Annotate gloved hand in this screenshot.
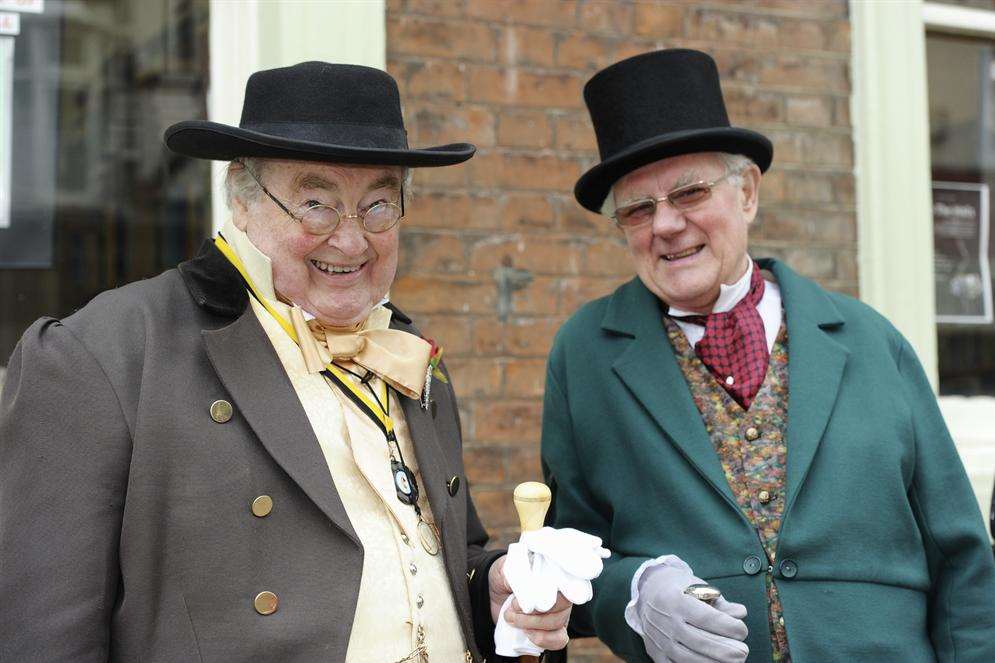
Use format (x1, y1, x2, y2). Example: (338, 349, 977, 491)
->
(634, 556, 749, 663)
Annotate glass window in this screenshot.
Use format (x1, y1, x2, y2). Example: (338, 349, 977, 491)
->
(927, 33, 995, 395)
(0, 0, 210, 367)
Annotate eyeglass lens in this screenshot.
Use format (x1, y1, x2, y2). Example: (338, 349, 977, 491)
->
(299, 202, 403, 234)
(614, 182, 714, 227)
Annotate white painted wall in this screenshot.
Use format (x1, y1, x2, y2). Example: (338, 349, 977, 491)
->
(208, 0, 386, 232)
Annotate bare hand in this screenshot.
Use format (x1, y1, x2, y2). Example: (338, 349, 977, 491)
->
(488, 554, 573, 651)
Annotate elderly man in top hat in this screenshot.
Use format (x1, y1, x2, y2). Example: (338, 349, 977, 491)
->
(0, 61, 573, 662)
(540, 49, 995, 662)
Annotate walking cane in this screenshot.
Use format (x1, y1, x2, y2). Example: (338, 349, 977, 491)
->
(513, 481, 552, 663)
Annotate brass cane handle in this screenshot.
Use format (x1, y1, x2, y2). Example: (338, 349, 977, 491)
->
(513, 482, 552, 663)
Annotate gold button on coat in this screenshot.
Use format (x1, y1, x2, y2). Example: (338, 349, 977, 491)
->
(210, 399, 233, 423)
(254, 591, 278, 615)
(758, 490, 771, 504)
(745, 426, 760, 441)
(252, 495, 273, 517)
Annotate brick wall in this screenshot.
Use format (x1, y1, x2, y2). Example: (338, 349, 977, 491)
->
(387, 1, 853, 659)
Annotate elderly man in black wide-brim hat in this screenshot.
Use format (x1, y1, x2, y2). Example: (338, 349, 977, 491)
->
(540, 49, 995, 662)
(0, 61, 572, 662)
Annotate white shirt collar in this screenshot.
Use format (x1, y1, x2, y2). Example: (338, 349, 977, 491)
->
(668, 259, 754, 317)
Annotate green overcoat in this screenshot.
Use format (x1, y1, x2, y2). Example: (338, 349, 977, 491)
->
(541, 258, 995, 662)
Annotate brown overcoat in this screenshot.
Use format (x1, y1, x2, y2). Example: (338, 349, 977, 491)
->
(0, 241, 502, 662)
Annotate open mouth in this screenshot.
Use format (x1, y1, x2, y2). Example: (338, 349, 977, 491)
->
(310, 259, 366, 275)
(663, 245, 704, 261)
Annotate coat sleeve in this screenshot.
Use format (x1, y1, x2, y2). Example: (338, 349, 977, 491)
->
(896, 336, 995, 662)
(540, 350, 652, 662)
(0, 318, 132, 662)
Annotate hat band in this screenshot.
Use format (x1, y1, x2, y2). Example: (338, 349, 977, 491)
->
(241, 121, 408, 150)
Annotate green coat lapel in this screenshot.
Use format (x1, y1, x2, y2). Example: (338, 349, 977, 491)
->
(761, 259, 850, 515)
(602, 278, 741, 511)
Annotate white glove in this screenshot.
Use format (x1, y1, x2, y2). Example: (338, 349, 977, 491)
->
(494, 527, 610, 657)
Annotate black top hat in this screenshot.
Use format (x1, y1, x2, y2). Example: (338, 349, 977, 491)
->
(164, 61, 474, 167)
(574, 49, 773, 213)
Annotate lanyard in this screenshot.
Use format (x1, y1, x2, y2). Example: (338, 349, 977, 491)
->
(214, 235, 441, 554)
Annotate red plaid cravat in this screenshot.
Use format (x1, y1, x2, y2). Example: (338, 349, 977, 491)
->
(676, 263, 768, 409)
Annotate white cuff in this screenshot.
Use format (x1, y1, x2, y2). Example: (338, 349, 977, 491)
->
(623, 554, 691, 637)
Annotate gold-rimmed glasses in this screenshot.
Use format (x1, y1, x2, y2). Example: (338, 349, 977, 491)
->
(611, 170, 741, 229)
(240, 161, 405, 234)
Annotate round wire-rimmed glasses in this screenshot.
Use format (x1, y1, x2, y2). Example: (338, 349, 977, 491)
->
(239, 160, 405, 234)
(611, 169, 741, 229)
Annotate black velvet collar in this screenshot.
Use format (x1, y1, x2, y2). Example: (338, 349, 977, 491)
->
(177, 239, 412, 325)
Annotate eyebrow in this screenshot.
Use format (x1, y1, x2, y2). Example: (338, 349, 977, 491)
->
(617, 169, 704, 207)
(290, 171, 402, 195)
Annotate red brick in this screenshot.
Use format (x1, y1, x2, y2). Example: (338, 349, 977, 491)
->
(559, 275, 628, 314)
(633, 2, 684, 38)
(497, 110, 552, 147)
(578, 0, 633, 34)
(469, 235, 582, 274)
(389, 16, 496, 61)
(462, 446, 507, 486)
(556, 32, 617, 71)
(447, 357, 504, 397)
(474, 399, 543, 443)
(473, 316, 564, 356)
(504, 445, 544, 485)
(390, 274, 495, 314)
(783, 247, 835, 280)
(405, 59, 467, 101)
(468, 66, 587, 108)
(752, 0, 847, 18)
(404, 191, 502, 230)
(410, 160, 468, 188)
(500, 192, 556, 231)
(510, 276, 561, 315)
(833, 96, 850, 127)
(770, 130, 852, 167)
(504, 358, 547, 397)
(465, 0, 578, 26)
(785, 94, 833, 126)
(412, 315, 473, 356)
(498, 25, 556, 67)
(557, 195, 616, 236)
(409, 102, 495, 147)
(554, 113, 597, 152)
(688, 8, 779, 47)
(775, 17, 827, 51)
(398, 231, 466, 275)
(469, 487, 520, 527)
(407, 0, 464, 17)
(759, 54, 849, 93)
(467, 151, 584, 191)
(723, 86, 784, 125)
(584, 237, 634, 276)
(827, 19, 850, 53)
(783, 171, 834, 204)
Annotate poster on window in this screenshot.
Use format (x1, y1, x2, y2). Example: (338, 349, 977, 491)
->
(932, 182, 994, 324)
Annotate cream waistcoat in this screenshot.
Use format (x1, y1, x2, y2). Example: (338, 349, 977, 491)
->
(222, 221, 467, 661)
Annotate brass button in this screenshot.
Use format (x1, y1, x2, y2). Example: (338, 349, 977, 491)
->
(409, 562, 418, 576)
(254, 591, 278, 615)
(466, 568, 476, 583)
(416, 593, 424, 608)
(210, 399, 233, 423)
(447, 475, 461, 497)
(745, 426, 760, 441)
(758, 490, 771, 504)
(252, 495, 273, 517)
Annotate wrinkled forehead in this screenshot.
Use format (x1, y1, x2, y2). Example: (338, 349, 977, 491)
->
(614, 152, 724, 198)
(267, 159, 405, 195)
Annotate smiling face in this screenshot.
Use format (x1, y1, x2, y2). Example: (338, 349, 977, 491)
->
(611, 152, 761, 313)
(231, 159, 403, 327)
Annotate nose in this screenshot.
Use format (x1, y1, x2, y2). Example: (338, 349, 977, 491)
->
(649, 201, 687, 237)
(325, 214, 369, 256)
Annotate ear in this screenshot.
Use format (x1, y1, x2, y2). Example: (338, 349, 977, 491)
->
(740, 163, 762, 224)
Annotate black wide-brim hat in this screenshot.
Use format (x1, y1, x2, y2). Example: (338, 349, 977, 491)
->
(575, 49, 773, 213)
(164, 61, 474, 167)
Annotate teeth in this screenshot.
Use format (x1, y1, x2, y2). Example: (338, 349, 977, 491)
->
(312, 259, 361, 274)
(664, 246, 701, 261)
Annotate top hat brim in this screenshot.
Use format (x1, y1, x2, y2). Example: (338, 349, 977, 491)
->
(574, 127, 773, 213)
(164, 120, 475, 167)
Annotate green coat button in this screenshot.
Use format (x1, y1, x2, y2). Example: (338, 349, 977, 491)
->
(743, 555, 763, 575)
(779, 559, 798, 578)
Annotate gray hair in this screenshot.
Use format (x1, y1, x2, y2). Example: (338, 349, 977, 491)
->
(224, 158, 267, 210)
(600, 151, 757, 217)
(223, 158, 413, 211)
